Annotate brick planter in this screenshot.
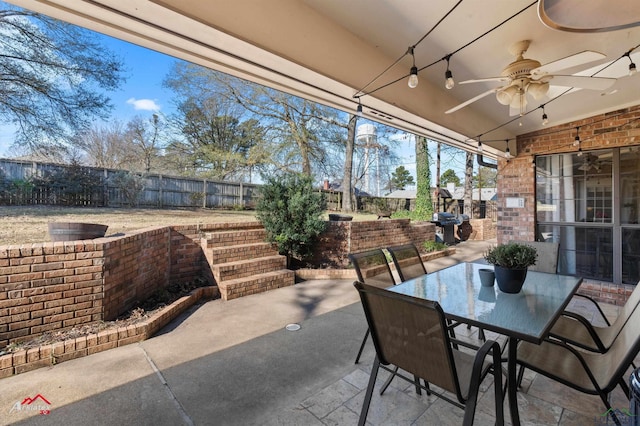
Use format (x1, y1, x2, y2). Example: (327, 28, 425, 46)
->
(0, 286, 218, 378)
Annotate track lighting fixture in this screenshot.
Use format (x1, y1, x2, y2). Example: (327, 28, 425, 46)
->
(356, 100, 363, 117)
(626, 52, 637, 76)
(408, 47, 419, 89)
(573, 127, 580, 146)
(477, 140, 483, 153)
(505, 140, 511, 160)
(541, 106, 549, 125)
(444, 55, 455, 90)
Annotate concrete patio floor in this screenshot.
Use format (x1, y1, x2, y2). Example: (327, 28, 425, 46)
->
(0, 239, 634, 425)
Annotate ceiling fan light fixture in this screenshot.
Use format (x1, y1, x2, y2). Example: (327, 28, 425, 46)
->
(509, 90, 527, 109)
(496, 85, 517, 105)
(528, 82, 549, 100)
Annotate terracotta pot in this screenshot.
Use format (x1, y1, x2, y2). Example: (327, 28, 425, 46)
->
(48, 222, 108, 242)
(494, 265, 528, 293)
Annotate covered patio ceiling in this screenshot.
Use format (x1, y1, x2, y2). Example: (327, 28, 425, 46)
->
(7, 0, 640, 159)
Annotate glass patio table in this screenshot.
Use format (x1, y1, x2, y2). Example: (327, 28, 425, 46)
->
(388, 262, 583, 426)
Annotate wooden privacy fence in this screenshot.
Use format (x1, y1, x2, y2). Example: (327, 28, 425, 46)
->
(0, 158, 258, 209)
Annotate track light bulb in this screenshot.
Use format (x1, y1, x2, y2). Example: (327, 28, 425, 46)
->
(356, 103, 363, 117)
(630, 62, 637, 76)
(505, 147, 511, 159)
(478, 142, 483, 153)
(408, 66, 419, 88)
(445, 70, 454, 90)
(542, 112, 548, 125)
(574, 135, 580, 146)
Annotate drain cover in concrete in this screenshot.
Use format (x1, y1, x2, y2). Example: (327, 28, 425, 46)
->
(285, 323, 301, 331)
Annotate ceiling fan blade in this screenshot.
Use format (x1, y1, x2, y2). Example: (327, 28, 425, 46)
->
(531, 50, 606, 76)
(548, 74, 616, 90)
(459, 77, 509, 84)
(445, 88, 500, 114)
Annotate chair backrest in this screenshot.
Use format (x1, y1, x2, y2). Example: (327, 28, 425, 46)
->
(602, 282, 640, 343)
(387, 244, 427, 282)
(513, 240, 559, 274)
(348, 249, 396, 287)
(353, 280, 463, 400)
(596, 302, 640, 392)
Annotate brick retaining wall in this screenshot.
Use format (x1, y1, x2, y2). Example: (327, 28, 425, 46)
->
(0, 225, 211, 349)
(308, 219, 436, 268)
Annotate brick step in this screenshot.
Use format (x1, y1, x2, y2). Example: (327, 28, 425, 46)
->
(202, 228, 267, 248)
(218, 269, 295, 301)
(212, 255, 286, 283)
(206, 242, 278, 264)
(199, 221, 263, 233)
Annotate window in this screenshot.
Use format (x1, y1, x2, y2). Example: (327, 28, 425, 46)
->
(536, 148, 640, 284)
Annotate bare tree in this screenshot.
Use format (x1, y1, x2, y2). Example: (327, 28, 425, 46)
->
(0, 5, 125, 151)
(163, 63, 266, 180)
(75, 121, 133, 169)
(464, 151, 474, 216)
(341, 114, 357, 212)
(126, 114, 166, 173)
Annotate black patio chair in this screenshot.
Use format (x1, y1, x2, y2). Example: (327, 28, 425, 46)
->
(386, 243, 427, 282)
(354, 280, 504, 426)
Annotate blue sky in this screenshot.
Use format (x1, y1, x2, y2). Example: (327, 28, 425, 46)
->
(99, 36, 178, 122)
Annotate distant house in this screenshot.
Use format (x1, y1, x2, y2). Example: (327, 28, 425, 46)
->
(386, 185, 497, 201)
(322, 180, 371, 197)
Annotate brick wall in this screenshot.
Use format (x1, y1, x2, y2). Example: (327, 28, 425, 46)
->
(466, 219, 496, 241)
(308, 219, 436, 268)
(0, 225, 208, 349)
(498, 104, 640, 244)
(102, 227, 172, 321)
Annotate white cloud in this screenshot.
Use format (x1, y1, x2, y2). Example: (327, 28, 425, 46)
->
(126, 98, 161, 111)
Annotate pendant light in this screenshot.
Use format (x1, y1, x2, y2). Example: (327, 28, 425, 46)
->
(444, 55, 455, 90)
(408, 47, 419, 88)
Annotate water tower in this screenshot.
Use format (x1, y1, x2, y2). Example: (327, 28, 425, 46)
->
(356, 124, 381, 196)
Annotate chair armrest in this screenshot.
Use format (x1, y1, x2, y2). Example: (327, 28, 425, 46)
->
(549, 311, 607, 352)
(571, 294, 611, 326)
(464, 339, 504, 425)
(518, 338, 599, 388)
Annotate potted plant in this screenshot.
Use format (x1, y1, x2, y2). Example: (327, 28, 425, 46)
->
(483, 242, 538, 293)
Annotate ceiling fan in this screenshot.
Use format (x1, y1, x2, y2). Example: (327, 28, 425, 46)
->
(578, 154, 602, 171)
(445, 40, 617, 116)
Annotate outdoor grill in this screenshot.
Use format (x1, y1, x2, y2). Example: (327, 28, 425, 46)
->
(431, 212, 458, 245)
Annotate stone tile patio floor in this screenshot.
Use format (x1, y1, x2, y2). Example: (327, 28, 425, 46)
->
(297, 292, 635, 426)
